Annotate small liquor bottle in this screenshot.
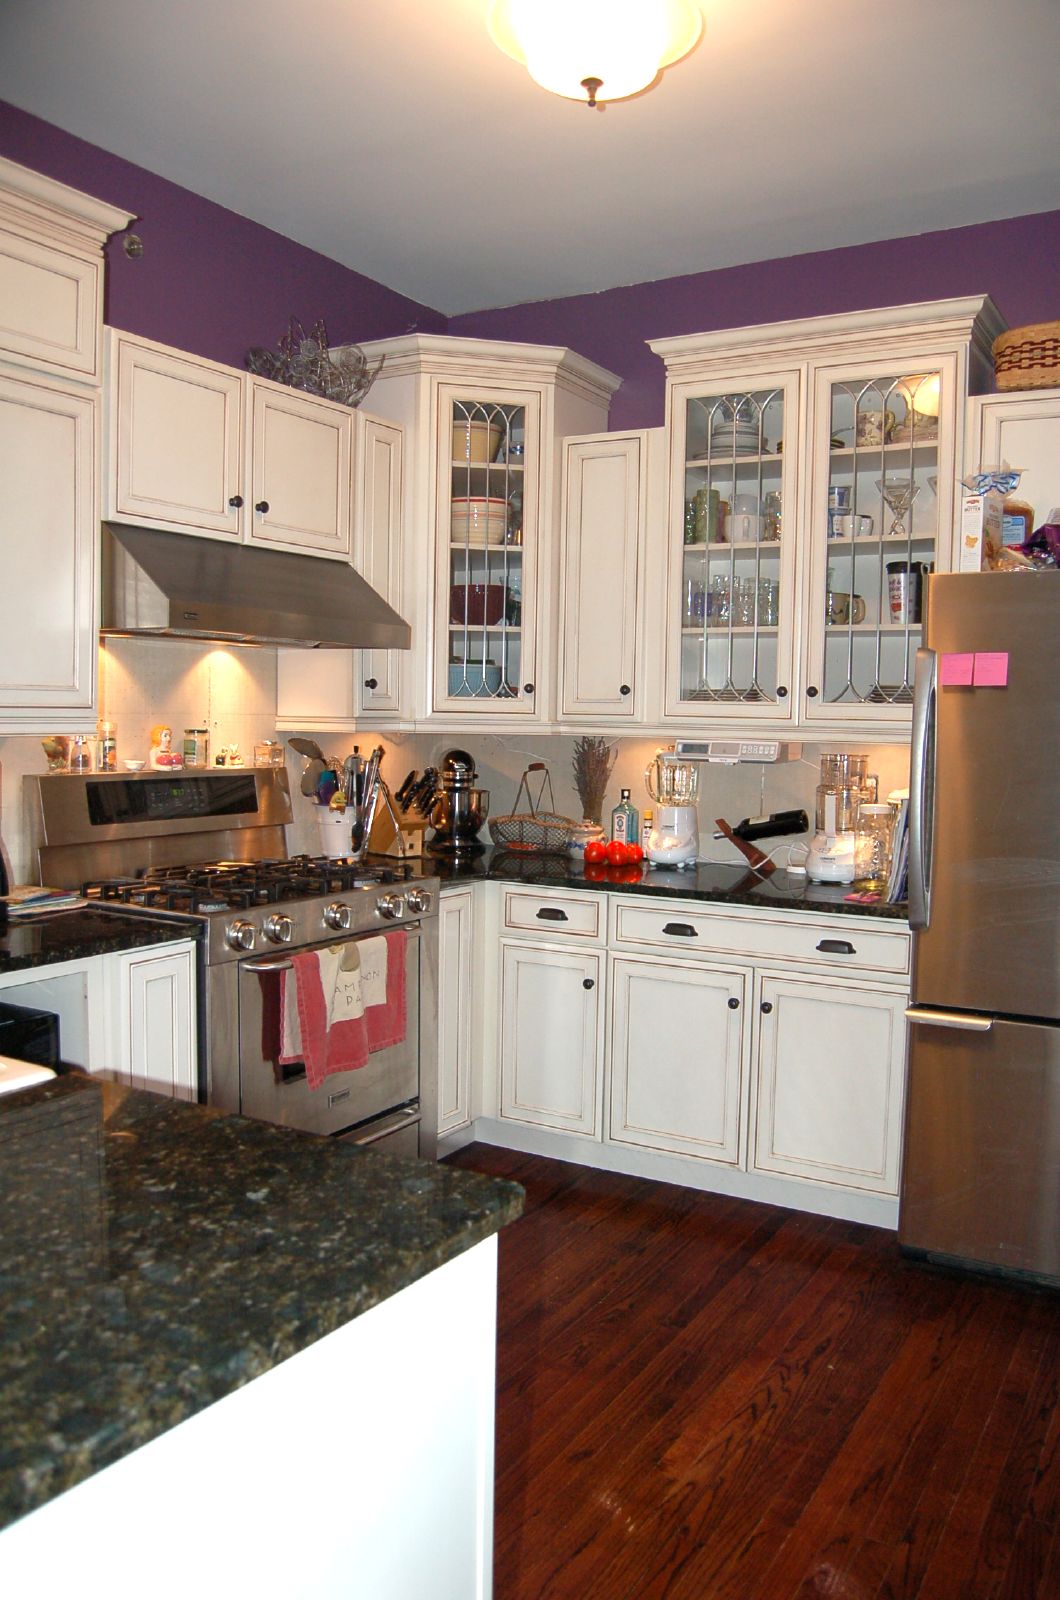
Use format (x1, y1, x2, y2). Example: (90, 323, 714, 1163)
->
(611, 788, 639, 844)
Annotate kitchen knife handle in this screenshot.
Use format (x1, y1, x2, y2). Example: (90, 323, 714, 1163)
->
(908, 646, 937, 931)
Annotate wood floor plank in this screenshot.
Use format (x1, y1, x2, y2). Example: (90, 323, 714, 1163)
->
(444, 1144, 1060, 1600)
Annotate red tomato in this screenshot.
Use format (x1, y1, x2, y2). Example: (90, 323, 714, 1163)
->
(583, 839, 608, 864)
(625, 842, 645, 863)
(605, 839, 631, 865)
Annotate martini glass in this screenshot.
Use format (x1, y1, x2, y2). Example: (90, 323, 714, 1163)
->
(876, 476, 920, 539)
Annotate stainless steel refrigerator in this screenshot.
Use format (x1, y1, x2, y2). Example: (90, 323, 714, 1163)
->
(901, 569, 1060, 1284)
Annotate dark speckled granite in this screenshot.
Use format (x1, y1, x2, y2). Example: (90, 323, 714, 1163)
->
(0, 906, 205, 975)
(428, 846, 908, 921)
(0, 1073, 523, 1532)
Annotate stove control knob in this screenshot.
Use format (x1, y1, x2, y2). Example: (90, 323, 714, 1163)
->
(225, 920, 257, 952)
(324, 901, 353, 932)
(263, 914, 294, 945)
(376, 892, 406, 921)
(405, 889, 433, 915)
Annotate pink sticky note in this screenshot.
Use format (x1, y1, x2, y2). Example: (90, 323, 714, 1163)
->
(973, 651, 1009, 687)
(939, 653, 974, 686)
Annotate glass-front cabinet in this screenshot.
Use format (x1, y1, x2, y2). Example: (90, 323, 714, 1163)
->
(803, 356, 957, 722)
(440, 387, 537, 712)
(664, 371, 800, 721)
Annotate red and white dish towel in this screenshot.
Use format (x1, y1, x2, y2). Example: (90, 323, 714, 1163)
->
(278, 927, 407, 1091)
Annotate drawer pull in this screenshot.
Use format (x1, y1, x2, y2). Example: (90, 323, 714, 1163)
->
(662, 922, 698, 938)
(817, 938, 856, 955)
(582, 978, 595, 990)
(536, 907, 569, 922)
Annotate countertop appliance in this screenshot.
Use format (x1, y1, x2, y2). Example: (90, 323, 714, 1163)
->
(426, 749, 489, 854)
(806, 752, 872, 884)
(26, 770, 440, 1158)
(901, 569, 1060, 1283)
(644, 752, 699, 867)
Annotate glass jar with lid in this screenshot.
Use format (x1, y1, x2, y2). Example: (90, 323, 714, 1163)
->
(855, 803, 895, 890)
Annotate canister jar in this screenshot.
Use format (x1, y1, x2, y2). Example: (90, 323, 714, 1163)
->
(183, 728, 209, 768)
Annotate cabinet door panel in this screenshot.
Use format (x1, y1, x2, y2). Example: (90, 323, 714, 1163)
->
(438, 889, 474, 1134)
(753, 973, 907, 1193)
(0, 227, 99, 379)
(111, 945, 197, 1101)
(500, 941, 601, 1134)
(560, 434, 642, 719)
(356, 414, 404, 713)
(251, 384, 351, 556)
(609, 955, 745, 1163)
(0, 372, 97, 721)
(109, 337, 243, 536)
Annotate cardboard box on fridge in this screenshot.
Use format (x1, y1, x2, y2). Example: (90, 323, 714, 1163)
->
(958, 491, 1004, 570)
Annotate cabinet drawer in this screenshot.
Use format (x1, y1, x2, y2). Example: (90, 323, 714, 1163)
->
(611, 898, 909, 976)
(502, 888, 604, 942)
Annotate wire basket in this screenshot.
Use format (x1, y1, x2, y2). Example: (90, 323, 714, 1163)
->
(488, 763, 579, 854)
(992, 322, 1060, 391)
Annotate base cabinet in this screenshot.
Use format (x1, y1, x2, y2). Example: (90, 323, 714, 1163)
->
(438, 887, 474, 1136)
(499, 938, 602, 1136)
(103, 943, 198, 1100)
(608, 953, 746, 1164)
(751, 972, 907, 1194)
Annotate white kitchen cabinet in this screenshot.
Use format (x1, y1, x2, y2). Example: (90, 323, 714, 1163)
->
(649, 295, 1003, 736)
(103, 942, 198, 1100)
(0, 369, 99, 729)
(608, 953, 746, 1164)
(558, 431, 649, 722)
(352, 334, 619, 726)
(354, 414, 405, 716)
(437, 887, 475, 1136)
(965, 386, 1060, 532)
(104, 329, 353, 558)
(499, 938, 603, 1137)
(751, 971, 908, 1195)
(0, 155, 132, 384)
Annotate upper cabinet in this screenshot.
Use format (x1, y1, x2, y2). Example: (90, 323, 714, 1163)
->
(965, 385, 1060, 534)
(351, 334, 619, 727)
(649, 295, 1004, 735)
(0, 158, 133, 734)
(103, 330, 353, 558)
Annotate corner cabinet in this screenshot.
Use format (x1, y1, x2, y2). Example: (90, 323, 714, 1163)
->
(351, 334, 619, 727)
(649, 295, 1004, 736)
(0, 157, 133, 734)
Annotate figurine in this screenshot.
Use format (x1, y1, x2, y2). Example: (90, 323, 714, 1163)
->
(149, 724, 183, 770)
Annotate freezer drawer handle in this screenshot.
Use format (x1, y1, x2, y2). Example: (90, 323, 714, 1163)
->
(905, 1006, 994, 1033)
(816, 938, 855, 955)
(536, 907, 569, 922)
(663, 922, 698, 938)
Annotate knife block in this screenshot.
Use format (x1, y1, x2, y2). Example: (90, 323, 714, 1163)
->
(368, 808, 428, 858)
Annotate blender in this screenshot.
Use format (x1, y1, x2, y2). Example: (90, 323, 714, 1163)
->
(806, 752, 875, 883)
(644, 751, 699, 867)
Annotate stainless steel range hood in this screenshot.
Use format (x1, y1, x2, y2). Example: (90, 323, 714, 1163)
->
(100, 524, 411, 649)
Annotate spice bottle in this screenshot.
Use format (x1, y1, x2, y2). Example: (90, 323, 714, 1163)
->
(96, 720, 117, 772)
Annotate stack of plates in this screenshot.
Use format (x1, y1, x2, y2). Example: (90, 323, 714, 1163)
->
(709, 421, 761, 455)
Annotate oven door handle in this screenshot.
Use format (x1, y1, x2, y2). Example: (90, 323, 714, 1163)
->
(243, 955, 295, 973)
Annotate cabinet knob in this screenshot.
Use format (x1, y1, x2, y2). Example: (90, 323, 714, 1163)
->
(777, 685, 788, 698)
(760, 1000, 773, 1014)
(619, 684, 631, 696)
(582, 978, 595, 990)
(364, 677, 378, 690)
(806, 686, 819, 699)
(727, 996, 740, 1010)
(523, 683, 535, 695)
(228, 494, 244, 509)
(255, 500, 270, 514)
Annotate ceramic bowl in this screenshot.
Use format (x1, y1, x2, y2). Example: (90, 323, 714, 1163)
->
(123, 759, 146, 772)
(450, 583, 506, 626)
(450, 496, 507, 546)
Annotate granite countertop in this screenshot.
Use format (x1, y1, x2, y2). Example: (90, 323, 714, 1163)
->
(427, 847, 908, 921)
(0, 1073, 523, 1533)
(0, 907, 205, 977)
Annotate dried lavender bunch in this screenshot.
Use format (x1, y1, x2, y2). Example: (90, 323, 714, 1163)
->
(572, 736, 616, 825)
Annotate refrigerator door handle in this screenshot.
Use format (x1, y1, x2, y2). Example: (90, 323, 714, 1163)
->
(908, 646, 938, 930)
(905, 1006, 994, 1033)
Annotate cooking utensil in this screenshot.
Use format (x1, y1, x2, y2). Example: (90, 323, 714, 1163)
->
(299, 757, 325, 796)
(287, 737, 325, 761)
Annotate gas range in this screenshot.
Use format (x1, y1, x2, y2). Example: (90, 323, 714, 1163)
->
(81, 855, 438, 965)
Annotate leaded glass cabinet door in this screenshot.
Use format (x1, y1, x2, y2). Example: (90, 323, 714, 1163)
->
(664, 371, 800, 721)
(804, 353, 958, 726)
(435, 385, 539, 716)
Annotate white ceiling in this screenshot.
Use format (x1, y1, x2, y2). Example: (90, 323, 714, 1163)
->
(1, 0, 1058, 316)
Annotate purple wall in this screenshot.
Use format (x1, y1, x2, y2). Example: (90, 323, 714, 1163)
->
(0, 101, 446, 366)
(451, 213, 1060, 430)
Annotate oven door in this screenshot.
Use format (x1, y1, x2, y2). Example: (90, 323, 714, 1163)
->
(238, 925, 421, 1143)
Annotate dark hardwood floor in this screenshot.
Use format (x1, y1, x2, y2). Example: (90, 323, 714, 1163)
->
(445, 1144, 1060, 1600)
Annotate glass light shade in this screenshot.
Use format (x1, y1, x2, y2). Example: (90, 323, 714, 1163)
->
(488, 0, 702, 104)
(898, 373, 941, 417)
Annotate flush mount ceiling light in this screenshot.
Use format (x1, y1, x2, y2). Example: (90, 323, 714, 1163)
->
(487, 0, 703, 109)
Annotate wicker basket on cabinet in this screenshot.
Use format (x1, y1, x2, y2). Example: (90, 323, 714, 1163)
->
(992, 322, 1060, 391)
